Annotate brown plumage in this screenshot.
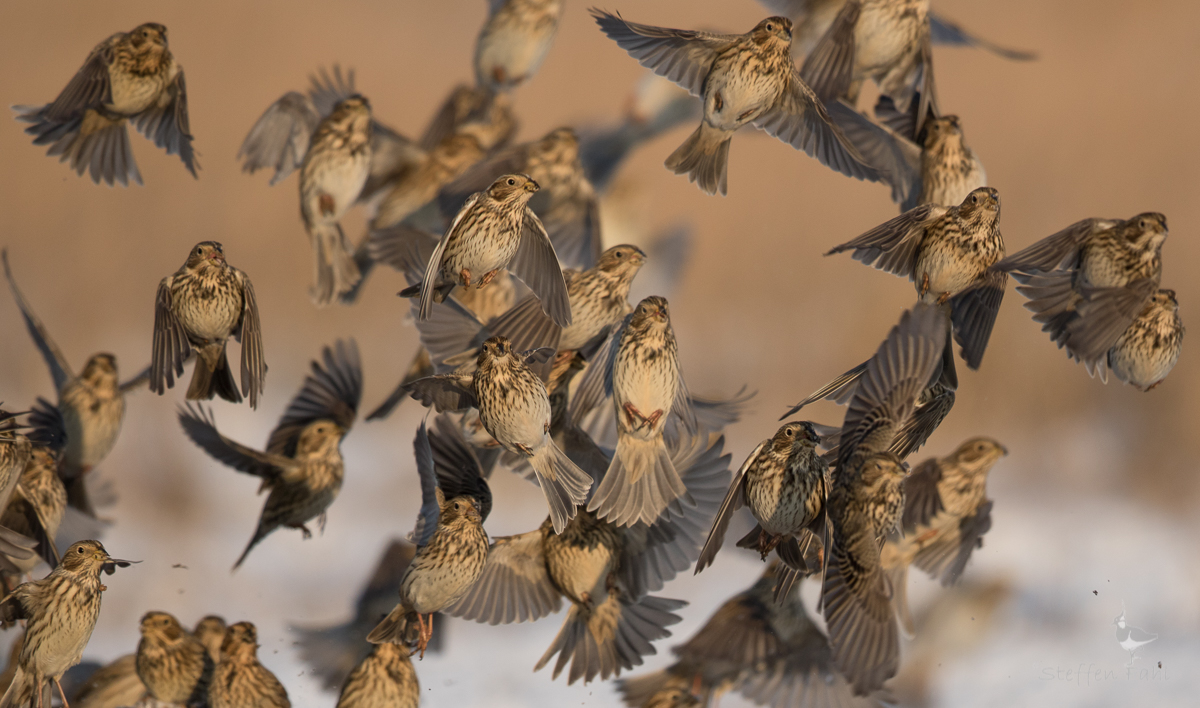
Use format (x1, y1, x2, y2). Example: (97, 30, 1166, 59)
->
(15, 23, 196, 185)
(70, 653, 145, 708)
(1104, 288, 1184, 391)
(208, 622, 289, 708)
(193, 616, 228, 665)
(0, 438, 68, 586)
(475, 0, 563, 92)
(334, 642, 418, 708)
(151, 241, 266, 408)
(135, 611, 212, 706)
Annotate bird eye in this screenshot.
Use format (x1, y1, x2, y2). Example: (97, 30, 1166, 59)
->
(77, 547, 85, 554)
(766, 22, 774, 31)
(614, 250, 623, 257)
(453, 502, 461, 510)
(784, 428, 793, 437)
(507, 178, 516, 186)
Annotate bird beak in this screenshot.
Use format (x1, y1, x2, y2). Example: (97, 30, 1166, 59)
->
(524, 179, 540, 193)
(102, 557, 141, 575)
(1000, 444, 1009, 456)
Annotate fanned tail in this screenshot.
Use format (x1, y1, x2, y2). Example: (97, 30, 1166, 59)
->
(664, 123, 732, 196)
(366, 604, 418, 646)
(187, 344, 241, 404)
(310, 222, 362, 306)
(587, 435, 693, 528)
(528, 442, 592, 534)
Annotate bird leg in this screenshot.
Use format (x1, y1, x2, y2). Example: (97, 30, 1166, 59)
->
(756, 530, 782, 559)
(690, 672, 704, 698)
(515, 442, 535, 458)
(622, 403, 663, 430)
(478, 269, 501, 288)
(920, 273, 930, 298)
(55, 678, 71, 708)
(298, 524, 313, 540)
(459, 268, 472, 288)
(318, 513, 328, 534)
(936, 291, 951, 305)
(417, 613, 433, 660)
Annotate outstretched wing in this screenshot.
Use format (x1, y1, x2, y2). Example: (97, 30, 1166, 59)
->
(150, 278, 191, 396)
(237, 91, 321, 185)
(2, 250, 74, 391)
(591, 10, 737, 97)
(177, 403, 289, 481)
(267, 340, 362, 456)
(508, 210, 572, 327)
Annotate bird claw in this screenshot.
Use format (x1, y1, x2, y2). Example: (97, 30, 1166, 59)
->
(318, 513, 327, 534)
(920, 273, 930, 298)
(299, 525, 313, 540)
(478, 269, 500, 288)
(515, 442, 535, 457)
(622, 403, 663, 431)
(460, 268, 472, 288)
(936, 291, 951, 305)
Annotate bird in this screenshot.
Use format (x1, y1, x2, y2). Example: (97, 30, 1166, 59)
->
(1100, 288, 1184, 391)
(991, 213, 1171, 371)
(0, 540, 135, 708)
(697, 421, 828, 600)
(0, 403, 68, 591)
(415, 83, 516, 153)
(299, 94, 373, 305)
(799, 0, 938, 140)
(208, 622, 290, 708)
(135, 611, 212, 707)
(1113, 607, 1158, 667)
(178, 340, 360, 568)
(593, 10, 879, 196)
(151, 241, 266, 408)
(400, 173, 572, 327)
(437, 126, 602, 269)
(193, 616, 228, 665)
(14, 23, 196, 186)
(367, 420, 490, 657)
(0, 416, 40, 576)
(475, 0, 564, 92)
(827, 186, 1006, 369)
(334, 642, 419, 708)
(617, 563, 886, 708)
(881, 437, 1006, 634)
(404, 336, 592, 533)
(68, 653, 145, 708)
(822, 303, 948, 695)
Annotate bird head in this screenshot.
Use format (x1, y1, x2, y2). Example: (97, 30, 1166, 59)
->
(1123, 212, 1168, 254)
(60, 540, 137, 576)
(952, 437, 1008, 470)
(329, 95, 373, 136)
(442, 494, 484, 526)
(478, 336, 514, 367)
(923, 115, 965, 149)
(139, 611, 186, 643)
(630, 295, 670, 328)
(80, 353, 120, 387)
(488, 174, 540, 203)
(185, 241, 227, 270)
(294, 419, 346, 457)
(220, 622, 260, 662)
(752, 16, 793, 47)
(535, 127, 580, 162)
(193, 616, 228, 659)
(959, 187, 1000, 221)
(128, 23, 168, 53)
(772, 420, 821, 453)
(596, 244, 647, 277)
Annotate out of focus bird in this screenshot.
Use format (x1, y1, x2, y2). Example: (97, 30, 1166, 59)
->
(828, 187, 1006, 369)
(822, 303, 947, 695)
(208, 622, 289, 708)
(697, 422, 827, 600)
(405, 336, 592, 532)
(135, 611, 212, 707)
(416, 83, 514, 153)
(178, 340, 361, 568)
(1101, 288, 1183, 391)
(367, 421, 490, 656)
(475, 0, 563, 92)
(334, 642, 419, 708)
(992, 213, 1176, 380)
(14, 23, 196, 185)
(151, 241, 266, 408)
(593, 11, 878, 196)
(0, 540, 135, 708)
(401, 173, 572, 326)
(69, 653, 144, 708)
(438, 127, 602, 269)
(0, 403, 68, 591)
(0, 416, 40, 579)
(193, 616, 227, 664)
(618, 563, 886, 708)
(881, 437, 1006, 634)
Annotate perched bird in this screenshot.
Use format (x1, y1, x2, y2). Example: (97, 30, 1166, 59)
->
(178, 340, 361, 568)
(405, 336, 592, 532)
(475, 0, 563, 92)
(334, 642, 418, 708)
(438, 127, 602, 269)
(299, 94, 373, 305)
(618, 563, 885, 708)
(572, 296, 697, 528)
(828, 187, 1006, 369)
(823, 303, 947, 695)
(881, 437, 1006, 634)
(594, 11, 877, 196)
(367, 421, 490, 656)
(151, 241, 266, 408)
(14, 23, 196, 186)
(0, 540, 135, 708)
(1101, 288, 1183, 391)
(135, 611, 212, 707)
(799, 0, 938, 140)
(992, 213, 1172, 375)
(401, 173, 572, 327)
(0, 405, 69, 588)
(193, 616, 228, 664)
(697, 422, 828, 600)
(208, 622, 290, 708)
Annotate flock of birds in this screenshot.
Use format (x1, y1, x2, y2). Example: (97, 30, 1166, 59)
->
(0, 1, 1186, 707)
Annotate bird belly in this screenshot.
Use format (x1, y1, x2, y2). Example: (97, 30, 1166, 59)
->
(545, 542, 612, 605)
(441, 232, 520, 287)
(107, 69, 166, 115)
(854, 4, 924, 80)
(302, 151, 370, 224)
(176, 299, 240, 341)
(478, 381, 551, 451)
(34, 612, 97, 678)
(477, 16, 557, 85)
(612, 360, 676, 440)
(915, 243, 980, 298)
(704, 69, 775, 131)
(746, 477, 813, 536)
(60, 387, 125, 470)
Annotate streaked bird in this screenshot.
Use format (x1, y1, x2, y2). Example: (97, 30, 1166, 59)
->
(208, 622, 290, 708)
(135, 611, 212, 707)
(475, 0, 563, 92)
(334, 642, 418, 708)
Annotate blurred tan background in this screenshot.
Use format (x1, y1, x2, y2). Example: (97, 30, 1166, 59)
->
(0, 1, 1198, 706)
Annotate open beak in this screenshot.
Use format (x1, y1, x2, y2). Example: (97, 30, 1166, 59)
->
(524, 179, 540, 193)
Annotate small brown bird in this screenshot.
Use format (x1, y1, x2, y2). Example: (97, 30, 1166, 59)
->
(0, 411, 69, 588)
(475, 0, 564, 92)
(0, 416, 39, 581)
(193, 616, 228, 664)
(417, 83, 511, 152)
(438, 127, 602, 269)
(401, 173, 572, 327)
(594, 11, 877, 195)
(208, 622, 290, 708)
(1099, 288, 1184, 391)
(0, 540, 135, 708)
(882, 437, 1006, 634)
(697, 422, 828, 598)
(334, 642, 419, 708)
(300, 94, 373, 305)
(15, 23, 195, 185)
(69, 653, 144, 708)
(135, 611, 213, 707)
(823, 303, 947, 695)
(151, 241, 266, 408)
(178, 340, 360, 569)
(367, 421, 490, 656)
(405, 336, 592, 533)
(828, 187, 1006, 369)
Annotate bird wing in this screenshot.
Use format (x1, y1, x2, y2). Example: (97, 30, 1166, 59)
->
(798, 0, 861, 101)
(370, 224, 440, 286)
(429, 414, 492, 523)
(267, 340, 362, 456)
(1065, 278, 1159, 364)
(824, 100, 921, 208)
(405, 372, 478, 413)
(542, 185, 603, 271)
(509, 210, 572, 328)
(237, 91, 321, 185)
(27, 398, 67, 454)
(754, 67, 880, 183)
(445, 529, 563, 624)
(568, 316, 627, 424)
(177, 404, 291, 482)
(150, 277, 191, 396)
(889, 382, 954, 460)
(480, 295, 563, 374)
(694, 440, 760, 573)
(826, 204, 940, 280)
(912, 499, 993, 586)
(44, 37, 116, 121)
(436, 144, 530, 219)
(950, 269, 1007, 370)
(590, 10, 738, 98)
(361, 119, 424, 202)
(2, 250, 74, 391)
(236, 273, 267, 410)
(928, 12, 1037, 61)
(676, 581, 787, 669)
(409, 419, 442, 547)
(130, 68, 197, 177)
(780, 360, 868, 420)
(16, 482, 61, 569)
(418, 194, 476, 320)
(118, 364, 153, 393)
(900, 456, 944, 531)
(991, 218, 1112, 273)
(307, 65, 356, 116)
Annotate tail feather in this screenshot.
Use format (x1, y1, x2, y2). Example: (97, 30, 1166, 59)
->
(18, 106, 143, 187)
(1014, 270, 1079, 346)
(187, 345, 241, 404)
(337, 237, 377, 305)
(232, 520, 276, 570)
(0, 666, 47, 708)
(366, 604, 418, 645)
(664, 123, 732, 196)
(310, 222, 362, 306)
(588, 435, 693, 528)
(529, 442, 593, 534)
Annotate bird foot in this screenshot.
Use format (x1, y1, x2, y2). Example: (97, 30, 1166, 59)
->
(478, 269, 500, 288)
(920, 273, 930, 298)
(758, 531, 781, 559)
(299, 525, 313, 540)
(936, 291, 951, 305)
(515, 442, 535, 457)
(460, 268, 472, 288)
(318, 513, 327, 534)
